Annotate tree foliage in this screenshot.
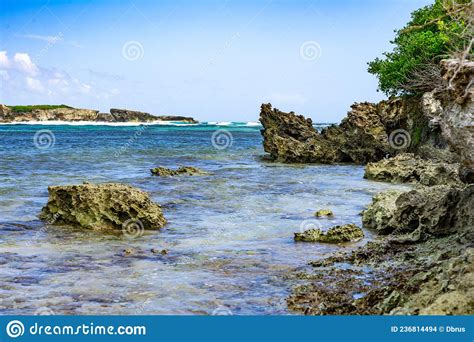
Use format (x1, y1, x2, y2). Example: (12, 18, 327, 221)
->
(368, 0, 472, 96)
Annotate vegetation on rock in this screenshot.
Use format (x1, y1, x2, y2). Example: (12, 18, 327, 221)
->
(8, 104, 73, 112)
(368, 0, 472, 96)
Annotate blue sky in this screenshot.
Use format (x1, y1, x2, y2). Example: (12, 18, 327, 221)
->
(0, 0, 432, 122)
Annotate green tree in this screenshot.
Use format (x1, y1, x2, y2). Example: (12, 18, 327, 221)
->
(368, 0, 472, 96)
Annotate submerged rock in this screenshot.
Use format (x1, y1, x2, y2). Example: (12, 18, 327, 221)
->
(150, 166, 209, 177)
(314, 209, 333, 217)
(294, 224, 364, 243)
(39, 183, 166, 231)
(364, 153, 461, 186)
(287, 235, 474, 315)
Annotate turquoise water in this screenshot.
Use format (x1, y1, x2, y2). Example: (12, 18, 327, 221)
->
(0, 123, 406, 315)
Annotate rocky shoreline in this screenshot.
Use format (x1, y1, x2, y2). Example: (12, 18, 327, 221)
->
(259, 59, 473, 315)
(20, 59, 472, 315)
(0, 105, 198, 123)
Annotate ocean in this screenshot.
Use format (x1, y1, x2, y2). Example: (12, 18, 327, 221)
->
(0, 122, 407, 314)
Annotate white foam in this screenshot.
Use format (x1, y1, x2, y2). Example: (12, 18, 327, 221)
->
(0, 120, 264, 127)
(245, 121, 261, 127)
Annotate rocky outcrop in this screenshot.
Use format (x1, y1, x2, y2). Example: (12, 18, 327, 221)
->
(362, 185, 473, 240)
(259, 96, 441, 164)
(259, 104, 339, 163)
(294, 224, 364, 243)
(259, 103, 391, 164)
(361, 190, 404, 235)
(260, 59, 472, 167)
(109, 108, 157, 122)
(288, 183, 473, 315)
(156, 115, 198, 123)
(0, 105, 198, 123)
(364, 153, 461, 186)
(150, 166, 209, 177)
(288, 234, 474, 315)
(0, 106, 99, 122)
(424, 59, 474, 183)
(110, 109, 197, 123)
(39, 183, 166, 231)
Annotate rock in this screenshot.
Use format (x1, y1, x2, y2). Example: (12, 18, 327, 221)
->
(0, 105, 198, 123)
(287, 233, 474, 315)
(39, 183, 166, 231)
(315, 209, 333, 217)
(260, 78, 471, 168)
(150, 166, 209, 177)
(96, 113, 115, 122)
(109, 108, 158, 122)
(110, 108, 197, 123)
(429, 60, 474, 183)
(123, 248, 136, 256)
(362, 190, 404, 235)
(0, 104, 12, 119)
(362, 185, 473, 238)
(259, 103, 339, 163)
(155, 115, 198, 123)
(259, 103, 390, 164)
(151, 248, 168, 255)
(332, 102, 389, 163)
(364, 153, 461, 186)
(294, 224, 364, 243)
(0, 106, 99, 122)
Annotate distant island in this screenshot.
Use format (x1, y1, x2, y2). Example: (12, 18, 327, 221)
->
(0, 104, 198, 124)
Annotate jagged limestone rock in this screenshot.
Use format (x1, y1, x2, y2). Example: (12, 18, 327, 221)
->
(364, 153, 461, 186)
(40, 183, 166, 231)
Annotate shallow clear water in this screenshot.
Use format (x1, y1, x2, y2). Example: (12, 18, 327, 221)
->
(0, 123, 407, 315)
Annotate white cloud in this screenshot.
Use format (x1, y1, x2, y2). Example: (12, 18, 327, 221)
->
(0, 51, 9, 68)
(13, 53, 39, 76)
(0, 51, 120, 104)
(0, 51, 39, 76)
(0, 70, 9, 80)
(26, 77, 44, 92)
